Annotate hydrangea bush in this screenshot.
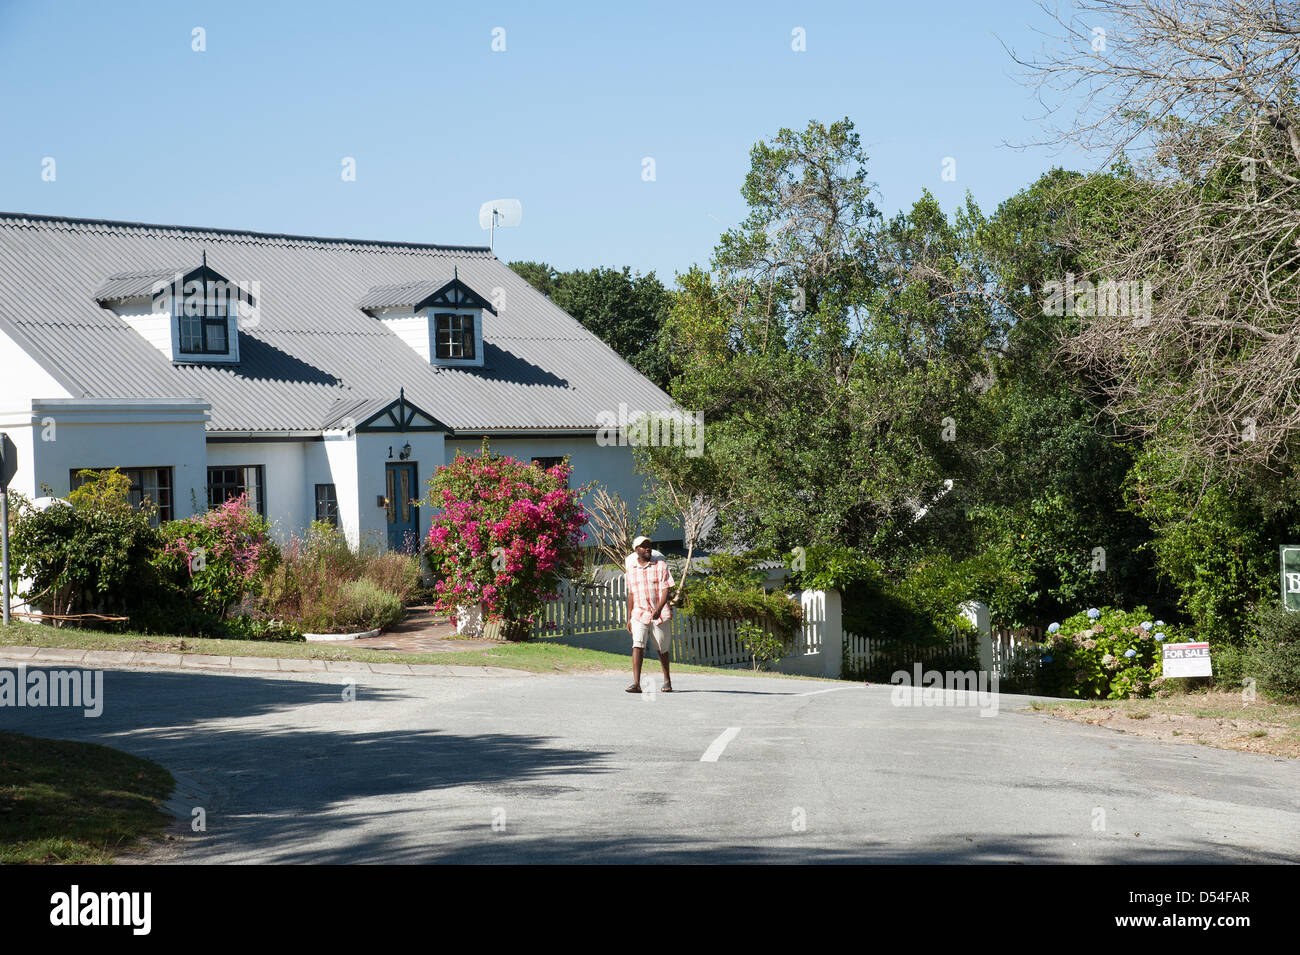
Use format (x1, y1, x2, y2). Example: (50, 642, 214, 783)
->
(1036, 606, 1181, 699)
(425, 442, 589, 640)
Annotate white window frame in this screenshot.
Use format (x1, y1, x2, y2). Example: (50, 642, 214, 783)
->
(167, 289, 241, 364)
(423, 306, 484, 368)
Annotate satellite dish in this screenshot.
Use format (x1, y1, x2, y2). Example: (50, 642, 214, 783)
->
(478, 199, 522, 250)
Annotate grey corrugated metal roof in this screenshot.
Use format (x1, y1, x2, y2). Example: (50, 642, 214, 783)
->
(0, 213, 680, 433)
(357, 279, 444, 310)
(93, 266, 189, 301)
(320, 396, 393, 430)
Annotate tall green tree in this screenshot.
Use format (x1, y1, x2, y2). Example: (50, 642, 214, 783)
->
(662, 119, 998, 558)
(509, 261, 674, 390)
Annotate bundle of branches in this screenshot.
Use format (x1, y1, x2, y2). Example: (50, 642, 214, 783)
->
(1011, 0, 1300, 489)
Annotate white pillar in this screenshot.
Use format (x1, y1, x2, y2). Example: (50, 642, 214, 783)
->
(800, 589, 842, 680)
(961, 600, 993, 673)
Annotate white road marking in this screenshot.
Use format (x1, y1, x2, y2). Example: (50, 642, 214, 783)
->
(700, 727, 742, 762)
(794, 686, 859, 697)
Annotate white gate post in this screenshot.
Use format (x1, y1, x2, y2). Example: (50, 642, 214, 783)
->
(820, 589, 843, 679)
(961, 600, 993, 674)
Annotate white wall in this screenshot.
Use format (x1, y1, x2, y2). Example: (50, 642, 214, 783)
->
(0, 325, 71, 412)
(378, 314, 430, 362)
(376, 306, 485, 368)
(322, 433, 361, 545)
(354, 431, 446, 548)
(0, 329, 71, 503)
(105, 296, 242, 365)
(205, 440, 314, 539)
(110, 302, 172, 360)
(16, 399, 210, 517)
(444, 435, 678, 544)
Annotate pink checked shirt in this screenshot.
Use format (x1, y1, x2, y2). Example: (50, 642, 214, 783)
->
(626, 556, 675, 625)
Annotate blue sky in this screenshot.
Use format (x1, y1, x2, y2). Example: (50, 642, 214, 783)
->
(0, 0, 1096, 283)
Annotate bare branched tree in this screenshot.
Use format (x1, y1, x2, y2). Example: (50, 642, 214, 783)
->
(1008, 0, 1300, 486)
(663, 486, 720, 608)
(586, 486, 634, 575)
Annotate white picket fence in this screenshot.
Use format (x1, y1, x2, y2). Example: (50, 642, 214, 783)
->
(531, 577, 814, 670)
(529, 577, 1044, 681)
(843, 627, 980, 674)
(531, 576, 629, 637)
(991, 628, 1042, 680)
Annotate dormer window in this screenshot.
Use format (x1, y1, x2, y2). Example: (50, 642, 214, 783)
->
(179, 295, 230, 355)
(435, 312, 475, 360)
(94, 254, 251, 365)
(360, 269, 495, 369)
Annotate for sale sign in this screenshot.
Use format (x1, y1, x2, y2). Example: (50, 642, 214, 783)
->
(1162, 642, 1211, 678)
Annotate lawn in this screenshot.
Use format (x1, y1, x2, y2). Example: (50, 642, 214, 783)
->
(1025, 690, 1300, 759)
(0, 730, 175, 864)
(0, 621, 828, 680)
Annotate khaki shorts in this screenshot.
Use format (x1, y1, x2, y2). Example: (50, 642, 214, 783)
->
(631, 619, 672, 655)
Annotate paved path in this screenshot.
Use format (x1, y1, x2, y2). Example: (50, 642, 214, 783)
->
(306, 605, 501, 655)
(2, 654, 1297, 863)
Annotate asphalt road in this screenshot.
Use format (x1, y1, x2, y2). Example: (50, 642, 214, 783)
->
(3, 663, 1298, 863)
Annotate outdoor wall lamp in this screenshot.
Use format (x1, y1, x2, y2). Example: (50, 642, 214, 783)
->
(377, 495, 388, 508)
(399, 443, 412, 460)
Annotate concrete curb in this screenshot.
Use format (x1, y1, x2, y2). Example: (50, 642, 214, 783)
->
(0, 645, 535, 679)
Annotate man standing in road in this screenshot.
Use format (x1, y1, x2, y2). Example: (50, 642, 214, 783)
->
(625, 535, 674, 693)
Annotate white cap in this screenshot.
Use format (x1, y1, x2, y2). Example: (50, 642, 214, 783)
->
(632, 535, 652, 548)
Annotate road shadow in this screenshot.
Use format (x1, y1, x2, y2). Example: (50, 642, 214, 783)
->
(0, 667, 615, 859)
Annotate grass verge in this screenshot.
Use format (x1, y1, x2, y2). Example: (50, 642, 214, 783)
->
(0, 622, 828, 679)
(0, 730, 175, 864)
(1025, 690, 1300, 759)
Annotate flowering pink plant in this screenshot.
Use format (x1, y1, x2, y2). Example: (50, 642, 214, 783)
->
(156, 494, 277, 616)
(426, 442, 589, 636)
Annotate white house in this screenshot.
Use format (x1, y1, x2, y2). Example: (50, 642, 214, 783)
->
(0, 212, 687, 550)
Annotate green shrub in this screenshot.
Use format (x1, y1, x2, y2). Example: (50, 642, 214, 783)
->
(6, 471, 167, 623)
(1209, 642, 1247, 688)
(257, 527, 410, 634)
(221, 614, 303, 642)
(1123, 451, 1277, 646)
(336, 579, 405, 632)
(793, 545, 978, 647)
(735, 620, 788, 671)
(681, 551, 803, 636)
(1246, 605, 1300, 700)
(359, 549, 422, 605)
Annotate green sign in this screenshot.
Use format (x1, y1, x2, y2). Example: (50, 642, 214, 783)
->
(1281, 546, 1300, 612)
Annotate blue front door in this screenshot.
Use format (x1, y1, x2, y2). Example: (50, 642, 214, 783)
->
(385, 462, 418, 551)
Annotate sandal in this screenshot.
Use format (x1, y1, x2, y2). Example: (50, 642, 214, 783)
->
(625, 684, 642, 693)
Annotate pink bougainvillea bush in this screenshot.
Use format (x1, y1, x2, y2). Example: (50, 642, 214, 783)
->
(426, 443, 589, 639)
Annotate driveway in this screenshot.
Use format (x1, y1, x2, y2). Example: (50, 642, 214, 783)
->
(2, 663, 1297, 863)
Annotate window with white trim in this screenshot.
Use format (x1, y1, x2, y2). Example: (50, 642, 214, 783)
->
(207, 465, 265, 516)
(177, 294, 231, 355)
(435, 312, 476, 360)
